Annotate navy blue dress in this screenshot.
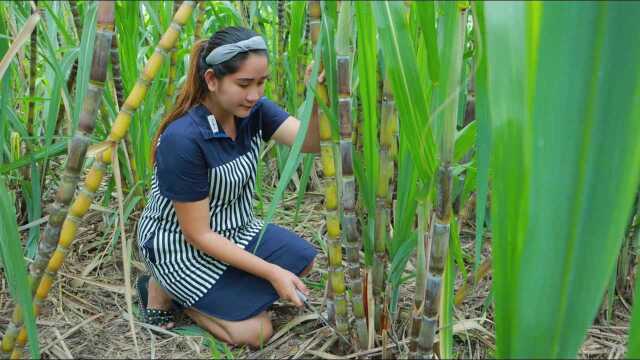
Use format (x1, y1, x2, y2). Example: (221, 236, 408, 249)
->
(137, 98, 317, 321)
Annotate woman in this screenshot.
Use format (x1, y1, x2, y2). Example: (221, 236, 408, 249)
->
(136, 26, 320, 348)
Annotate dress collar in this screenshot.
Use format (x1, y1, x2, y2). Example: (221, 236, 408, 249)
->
(190, 104, 229, 140)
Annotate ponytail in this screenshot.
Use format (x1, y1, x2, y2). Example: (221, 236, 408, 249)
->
(151, 40, 210, 164)
(151, 27, 267, 164)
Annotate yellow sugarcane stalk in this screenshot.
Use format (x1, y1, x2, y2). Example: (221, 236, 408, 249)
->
(6, 2, 195, 357)
(2, 2, 115, 355)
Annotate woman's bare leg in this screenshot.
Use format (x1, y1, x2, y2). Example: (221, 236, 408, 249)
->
(147, 276, 175, 329)
(185, 308, 273, 349)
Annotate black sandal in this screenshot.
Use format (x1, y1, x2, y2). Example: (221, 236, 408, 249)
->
(136, 274, 178, 328)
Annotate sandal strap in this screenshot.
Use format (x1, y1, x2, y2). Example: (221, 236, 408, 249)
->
(142, 308, 174, 326)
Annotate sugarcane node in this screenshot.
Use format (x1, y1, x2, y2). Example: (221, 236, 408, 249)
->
(158, 24, 181, 51)
(109, 110, 133, 141)
(331, 273, 346, 295)
(320, 145, 336, 177)
(350, 279, 363, 294)
(417, 316, 436, 353)
(89, 32, 113, 81)
(102, 146, 113, 164)
(85, 166, 104, 193)
(324, 182, 337, 210)
(96, 1, 115, 25)
(2, 331, 17, 353)
(336, 56, 350, 95)
(318, 111, 332, 140)
(431, 223, 450, 271)
(35, 274, 53, 302)
(309, 1, 321, 18)
(65, 136, 90, 172)
(340, 177, 355, 206)
(352, 300, 366, 318)
(340, 143, 353, 176)
(328, 245, 343, 267)
(69, 191, 92, 217)
(309, 21, 321, 45)
(47, 250, 65, 273)
(143, 51, 165, 81)
(425, 274, 441, 315)
(47, 200, 68, 222)
(372, 263, 385, 291)
(338, 98, 352, 135)
(47, 205, 67, 224)
(59, 219, 77, 247)
(78, 90, 103, 134)
(315, 81, 328, 105)
(174, 2, 195, 25)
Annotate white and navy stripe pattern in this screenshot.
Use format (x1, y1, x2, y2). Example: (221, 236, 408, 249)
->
(136, 99, 289, 307)
(137, 134, 264, 307)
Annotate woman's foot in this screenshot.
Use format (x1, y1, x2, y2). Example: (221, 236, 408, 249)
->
(137, 275, 176, 330)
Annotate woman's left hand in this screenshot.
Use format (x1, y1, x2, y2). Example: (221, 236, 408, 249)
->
(304, 61, 325, 87)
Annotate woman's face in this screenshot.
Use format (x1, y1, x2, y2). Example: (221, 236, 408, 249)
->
(207, 53, 269, 118)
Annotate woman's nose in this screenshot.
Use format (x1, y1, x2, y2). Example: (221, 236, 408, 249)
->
(247, 87, 261, 102)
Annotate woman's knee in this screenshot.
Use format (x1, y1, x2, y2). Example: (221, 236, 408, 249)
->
(228, 313, 273, 348)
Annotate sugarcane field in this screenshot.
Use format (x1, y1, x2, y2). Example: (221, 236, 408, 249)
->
(1, 0, 639, 358)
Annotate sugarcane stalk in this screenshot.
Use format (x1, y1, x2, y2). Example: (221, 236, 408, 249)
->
(333, 0, 356, 345)
(335, 0, 368, 349)
(409, 200, 432, 358)
(42, 0, 83, 192)
(6, 2, 195, 357)
(373, 70, 396, 337)
(165, 0, 181, 110)
(308, 0, 337, 325)
(417, 4, 468, 358)
(2, 2, 115, 357)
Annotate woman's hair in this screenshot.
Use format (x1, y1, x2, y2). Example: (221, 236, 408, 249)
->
(151, 26, 268, 164)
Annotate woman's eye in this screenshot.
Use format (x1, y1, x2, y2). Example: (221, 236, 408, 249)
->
(238, 83, 249, 88)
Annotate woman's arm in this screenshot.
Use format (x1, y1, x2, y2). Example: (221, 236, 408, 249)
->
(270, 113, 320, 153)
(174, 198, 307, 306)
(270, 63, 323, 153)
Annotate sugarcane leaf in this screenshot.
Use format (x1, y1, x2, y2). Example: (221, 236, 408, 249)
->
(0, 141, 67, 174)
(412, 1, 439, 84)
(293, 153, 315, 223)
(0, 178, 40, 357)
(373, 1, 437, 193)
(454, 119, 476, 163)
(484, 2, 640, 357)
(472, 2, 491, 275)
(255, 33, 322, 252)
(354, 0, 379, 265)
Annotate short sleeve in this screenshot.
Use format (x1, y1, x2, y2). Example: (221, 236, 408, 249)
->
(156, 132, 209, 202)
(258, 97, 289, 141)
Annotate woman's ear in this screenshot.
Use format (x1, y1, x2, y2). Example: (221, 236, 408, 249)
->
(204, 69, 217, 92)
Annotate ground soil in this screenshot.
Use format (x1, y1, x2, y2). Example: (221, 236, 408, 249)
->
(0, 158, 633, 359)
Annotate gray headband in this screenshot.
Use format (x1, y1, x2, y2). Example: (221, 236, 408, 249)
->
(205, 36, 267, 65)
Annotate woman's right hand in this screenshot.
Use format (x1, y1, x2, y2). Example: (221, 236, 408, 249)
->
(268, 265, 308, 307)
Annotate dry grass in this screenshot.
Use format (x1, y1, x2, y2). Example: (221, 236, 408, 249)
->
(0, 158, 634, 359)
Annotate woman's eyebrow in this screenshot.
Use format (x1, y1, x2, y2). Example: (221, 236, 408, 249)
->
(237, 75, 270, 81)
